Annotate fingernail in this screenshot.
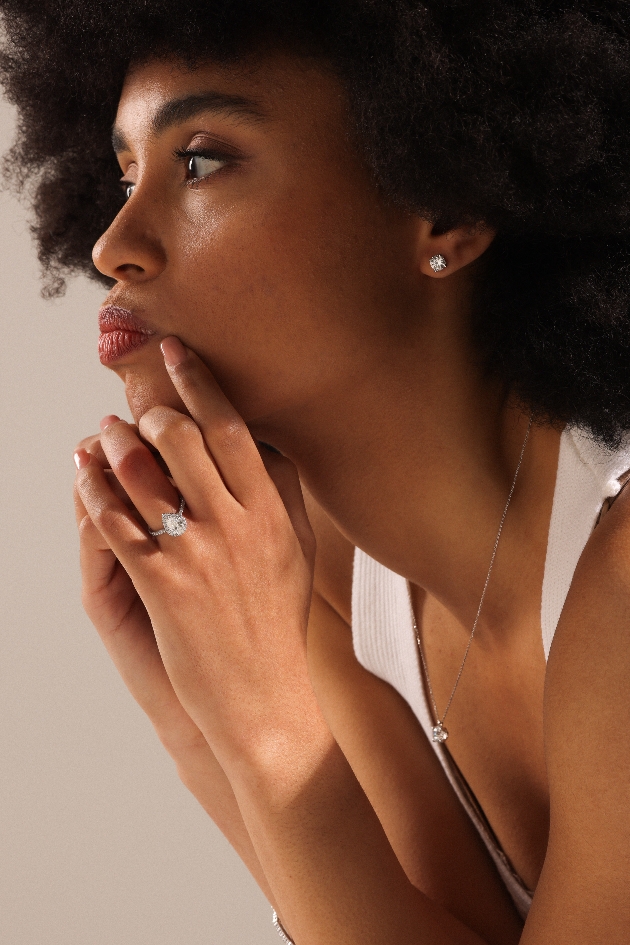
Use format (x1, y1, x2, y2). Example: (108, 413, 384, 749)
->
(161, 336, 187, 369)
(74, 449, 91, 470)
(100, 414, 121, 431)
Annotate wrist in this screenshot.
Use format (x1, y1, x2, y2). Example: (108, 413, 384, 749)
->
(218, 687, 337, 806)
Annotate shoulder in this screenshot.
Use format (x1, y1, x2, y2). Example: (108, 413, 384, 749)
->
(533, 486, 630, 936)
(546, 475, 630, 763)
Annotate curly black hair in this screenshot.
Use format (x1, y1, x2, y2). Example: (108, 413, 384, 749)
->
(1, 0, 630, 445)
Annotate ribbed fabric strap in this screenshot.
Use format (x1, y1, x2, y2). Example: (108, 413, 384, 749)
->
(541, 427, 630, 658)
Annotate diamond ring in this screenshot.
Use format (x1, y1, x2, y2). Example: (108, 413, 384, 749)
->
(147, 495, 187, 537)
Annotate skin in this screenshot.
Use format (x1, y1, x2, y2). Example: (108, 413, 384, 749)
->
(73, 52, 630, 944)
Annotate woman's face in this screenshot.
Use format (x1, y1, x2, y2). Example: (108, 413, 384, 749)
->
(94, 51, 422, 438)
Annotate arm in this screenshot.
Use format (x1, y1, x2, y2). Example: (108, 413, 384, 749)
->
(520, 489, 630, 944)
(73, 435, 276, 906)
(226, 587, 520, 945)
(228, 702, 491, 945)
(76, 426, 520, 945)
(75, 334, 630, 943)
(75, 466, 486, 945)
(74, 443, 499, 944)
(74, 343, 502, 945)
(212, 490, 630, 945)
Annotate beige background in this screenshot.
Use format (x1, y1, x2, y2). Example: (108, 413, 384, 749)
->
(0, 92, 277, 943)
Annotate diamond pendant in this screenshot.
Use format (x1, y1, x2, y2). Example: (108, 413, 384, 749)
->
(432, 723, 449, 744)
(161, 511, 187, 537)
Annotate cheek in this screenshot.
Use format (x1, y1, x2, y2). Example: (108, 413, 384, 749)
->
(155, 189, 405, 417)
(173, 197, 364, 344)
(169, 210, 324, 361)
(117, 344, 188, 424)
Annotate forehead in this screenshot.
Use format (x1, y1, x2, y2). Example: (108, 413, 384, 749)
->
(115, 51, 349, 140)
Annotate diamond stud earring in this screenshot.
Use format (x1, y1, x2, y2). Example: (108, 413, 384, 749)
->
(429, 254, 447, 272)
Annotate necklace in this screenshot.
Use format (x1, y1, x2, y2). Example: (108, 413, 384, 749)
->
(412, 417, 533, 744)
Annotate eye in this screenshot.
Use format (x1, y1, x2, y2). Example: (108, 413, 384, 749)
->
(187, 154, 227, 179)
(123, 182, 135, 200)
(174, 148, 230, 182)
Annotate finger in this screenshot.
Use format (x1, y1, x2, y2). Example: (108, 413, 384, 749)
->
(98, 420, 184, 535)
(104, 468, 138, 509)
(258, 445, 316, 564)
(75, 489, 205, 750)
(74, 460, 112, 548)
(74, 461, 137, 612)
(159, 336, 269, 506)
(100, 414, 121, 431)
(75, 451, 155, 561)
(137, 405, 237, 517)
(74, 472, 145, 553)
(76, 421, 174, 476)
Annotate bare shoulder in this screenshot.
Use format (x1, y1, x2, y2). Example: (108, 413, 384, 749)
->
(547, 481, 630, 708)
(525, 488, 630, 943)
(302, 484, 354, 625)
(545, 480, 630, 772)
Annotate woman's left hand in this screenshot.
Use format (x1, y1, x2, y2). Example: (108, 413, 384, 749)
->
(75, 336, 317, 772)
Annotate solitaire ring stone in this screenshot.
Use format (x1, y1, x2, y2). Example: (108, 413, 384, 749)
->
(147, 496, 187, 537)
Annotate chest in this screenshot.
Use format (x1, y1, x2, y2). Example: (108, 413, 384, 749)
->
(350, 546, 553, 894)
(414, 587, 550, 892)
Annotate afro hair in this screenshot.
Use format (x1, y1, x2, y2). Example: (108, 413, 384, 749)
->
(1, 0, 630, 444)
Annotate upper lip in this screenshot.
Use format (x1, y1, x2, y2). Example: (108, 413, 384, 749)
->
(98, 305, 156, 335)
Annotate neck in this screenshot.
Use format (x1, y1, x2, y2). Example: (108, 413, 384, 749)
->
(251, 294, 561, 639)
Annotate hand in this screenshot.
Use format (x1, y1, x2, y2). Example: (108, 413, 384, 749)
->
(74, 421, 287, 905)
(74, 337, 316, 772)
(73, 424, 213, 760)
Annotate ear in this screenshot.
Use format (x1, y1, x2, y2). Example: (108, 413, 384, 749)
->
(415, 219, 495, 278)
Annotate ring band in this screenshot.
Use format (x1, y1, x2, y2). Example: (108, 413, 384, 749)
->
(147, 495, 187, 537)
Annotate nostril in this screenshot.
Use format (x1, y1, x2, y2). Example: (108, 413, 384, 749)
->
(117, 263, 146, 275)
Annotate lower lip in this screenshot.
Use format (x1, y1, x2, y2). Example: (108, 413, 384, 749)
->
(98, 330, 153, 365)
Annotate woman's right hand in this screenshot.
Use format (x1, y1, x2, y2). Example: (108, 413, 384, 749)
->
(72, 424, 277, 904)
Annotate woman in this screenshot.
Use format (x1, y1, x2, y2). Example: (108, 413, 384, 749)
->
(1, 2, 629, 942)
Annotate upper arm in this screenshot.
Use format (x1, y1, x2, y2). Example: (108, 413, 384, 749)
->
(522, 491, 630, 943)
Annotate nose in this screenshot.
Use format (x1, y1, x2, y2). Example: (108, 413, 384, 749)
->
(92, 196, 167, 283)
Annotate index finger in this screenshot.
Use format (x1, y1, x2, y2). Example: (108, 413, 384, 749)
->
(159, 336, 270, 506)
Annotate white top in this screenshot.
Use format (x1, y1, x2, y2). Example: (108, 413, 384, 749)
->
(351, 426, 630, 920)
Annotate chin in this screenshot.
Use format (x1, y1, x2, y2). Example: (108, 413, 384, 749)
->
(128, 377, 189, 423)
(117, 361, 189, 424)
(111, 343, 272, 430)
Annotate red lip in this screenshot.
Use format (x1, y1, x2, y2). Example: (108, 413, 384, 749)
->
(98, 306, 156, 365)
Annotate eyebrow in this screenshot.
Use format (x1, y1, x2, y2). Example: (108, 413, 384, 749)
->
(112, 90, 267, 153)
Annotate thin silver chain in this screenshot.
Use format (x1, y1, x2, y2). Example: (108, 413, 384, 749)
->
(413, 417, 533, 736)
